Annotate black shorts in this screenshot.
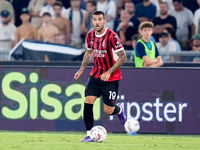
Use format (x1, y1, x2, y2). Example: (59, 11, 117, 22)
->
(85, 76, 119, 107)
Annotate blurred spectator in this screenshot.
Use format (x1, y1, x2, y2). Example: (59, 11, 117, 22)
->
(116, 10, 136, 50)
(59, 0, 70, 9)
(135, 0, 156, 22)
(97, 0, 116, 30)
(150, 0, 160, 17)
(153, 2, 177, 41)
(81, 0, 96, 36)
(37, 12, 59, 43)
(64, 0, 86, 48)
(198, 19, 200, 34)
(39, 0, 65, 18)
(156, 32, 177, 62)
(14, 7, 38, 46)
(131, 34, 141, 50)
(150, 0, 174, 16)
(117, 0, 131, 18)
(80, 0, 89, 10)
(124, 1, 140, 31)
(28, 0, 46, 28)
(194, 0, 200, 34)
(132, 0, 143, 6)
(182, 0, 199, 14)
(191, 34, 200, 51)
(163, 0, 175, 15)
(171, 0, 195, 50)
(163, 27, 181, 51)
(51, 1, 71, 45)
(189, 34, 200, 62)
(12, 0, 30, 26)
(0, 10, 16, 60)
(0, 0, 15, 24)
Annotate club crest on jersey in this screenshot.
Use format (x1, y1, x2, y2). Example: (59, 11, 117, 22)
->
(102, 40, 105, 47)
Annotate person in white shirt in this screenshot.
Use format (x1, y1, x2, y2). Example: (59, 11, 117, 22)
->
(97, 0, 116, 30)
(39, 0, 66, 18)
(156, 32, 177, 62)
(64, 0, 86, 48)
(194, 0, 200, 34)
(171, 0, 195, 50)
(163, 27, 181, 51)
(28, 0, 46, 28)
(0, 10, 16, 60)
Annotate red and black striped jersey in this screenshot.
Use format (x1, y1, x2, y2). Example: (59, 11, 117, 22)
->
(86, 28, 124, 81)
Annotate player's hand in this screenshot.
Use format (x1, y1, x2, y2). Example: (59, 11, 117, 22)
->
(99, 72, 111, 81)
(74, 69, 83, 80)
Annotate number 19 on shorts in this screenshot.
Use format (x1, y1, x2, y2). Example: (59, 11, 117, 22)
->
(109, 91, 116, 100)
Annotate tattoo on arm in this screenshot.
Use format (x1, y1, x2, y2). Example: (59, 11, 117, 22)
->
(108, 50, 127, 74)
(80, 50, 93, 71)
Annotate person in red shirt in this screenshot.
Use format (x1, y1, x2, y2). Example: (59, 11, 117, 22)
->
(74, 10, 127, 142)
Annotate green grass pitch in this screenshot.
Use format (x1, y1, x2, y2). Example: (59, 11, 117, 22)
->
(0, 131, 199, 150)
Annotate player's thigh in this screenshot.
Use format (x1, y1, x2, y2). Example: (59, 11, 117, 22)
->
(85, 76, 101, 99)
(101, 80, 119, 107)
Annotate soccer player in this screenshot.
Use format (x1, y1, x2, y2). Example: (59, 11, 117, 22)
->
(74, 10, 127, 142)
(134, 21, 163, 67)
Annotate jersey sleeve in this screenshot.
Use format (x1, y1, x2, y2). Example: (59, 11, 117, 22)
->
(86, 33, 92, 50)
(110, 33, 124, 52)
(135, 42, 146, 58)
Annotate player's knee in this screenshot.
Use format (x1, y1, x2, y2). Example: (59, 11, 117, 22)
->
(84, 99, 93, 104)
(84, 96, 96, 104)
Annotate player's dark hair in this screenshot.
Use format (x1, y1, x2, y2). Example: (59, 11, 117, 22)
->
(86, 0, 96, 6)
(53, 1, 63, 8)
(92, 10, 105, 19)
(139, 21, 154, 30)
(172, 0, 182, 3)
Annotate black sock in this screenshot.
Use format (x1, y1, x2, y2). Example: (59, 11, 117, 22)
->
(83, 103, 94, 131)
(111, 105, 121, 115)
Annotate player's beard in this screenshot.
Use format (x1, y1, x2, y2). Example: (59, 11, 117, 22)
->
(95, 25, 104, 33)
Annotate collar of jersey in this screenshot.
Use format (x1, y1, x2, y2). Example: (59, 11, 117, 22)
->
(95, 28, 107, 37)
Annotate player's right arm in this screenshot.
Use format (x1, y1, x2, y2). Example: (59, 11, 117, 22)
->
(74, 50, 93, 80)
(74, 33, 93, 80)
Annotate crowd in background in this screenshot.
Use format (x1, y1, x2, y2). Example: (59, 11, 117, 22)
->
(0, 0, 200, 62)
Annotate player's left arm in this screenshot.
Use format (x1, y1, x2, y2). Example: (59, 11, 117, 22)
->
(100, 50, 127, 81)
(108, 50, 127, 73)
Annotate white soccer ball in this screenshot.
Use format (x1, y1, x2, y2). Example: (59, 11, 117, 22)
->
(124, 119, 140, 134)
(90, 125, 107, 142)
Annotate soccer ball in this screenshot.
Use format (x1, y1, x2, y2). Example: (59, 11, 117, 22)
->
(124, 119, 140, 134)
(90, 125, 107, 142)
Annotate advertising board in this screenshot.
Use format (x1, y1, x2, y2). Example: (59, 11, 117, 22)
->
(0, 67, 199, 134)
